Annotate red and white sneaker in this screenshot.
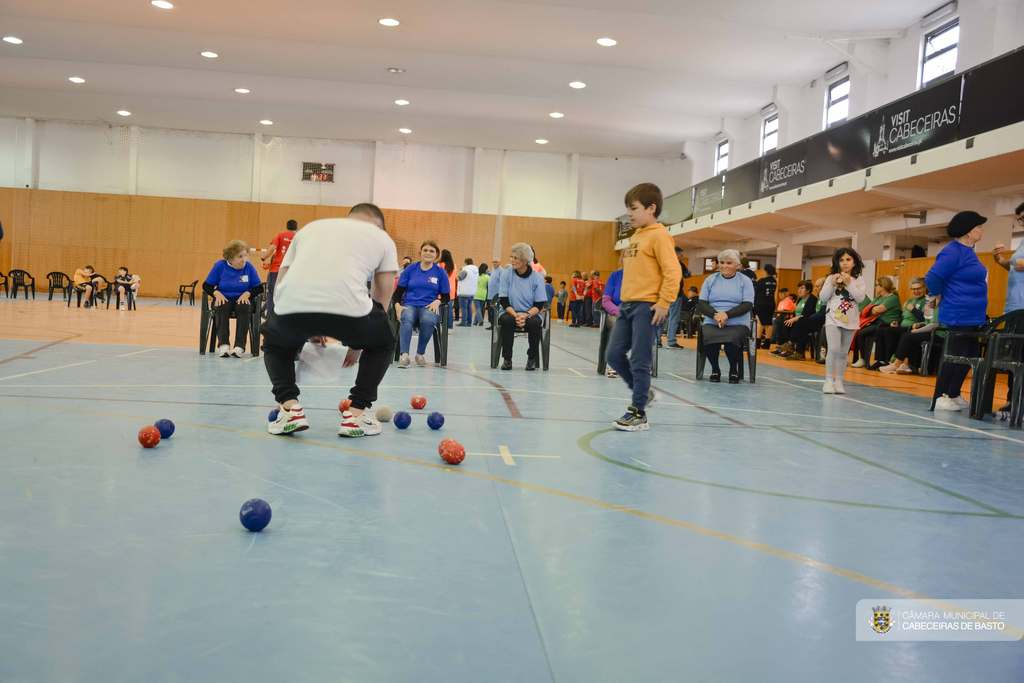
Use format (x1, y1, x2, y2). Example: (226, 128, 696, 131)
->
(268, 405, 309, 435)
(338, 411, 365, 438)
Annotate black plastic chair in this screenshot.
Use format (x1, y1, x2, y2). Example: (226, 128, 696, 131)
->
(595, 309, 658, 377)
(68, 275, 110, 308)
(388, 302, 449, 367)
(200, 292, 263, 357)
(490, 306, 551, 371)
(695, 312, 757, 382)
(972, 311, 1024, 426)
(46, 272, 72, 302)
(178, 280, 198, 306)
(917, 327, 945, 377)
(8, 269, 36, 300)
(108, 282, 138, 311)
(0, 271, 8, 297)
(927, 313, 1022, 413)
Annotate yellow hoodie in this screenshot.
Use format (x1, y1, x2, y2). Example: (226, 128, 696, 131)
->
(620, 223, 681, 309)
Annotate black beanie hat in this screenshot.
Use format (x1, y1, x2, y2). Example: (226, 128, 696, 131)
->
(946, 211, 987, 238)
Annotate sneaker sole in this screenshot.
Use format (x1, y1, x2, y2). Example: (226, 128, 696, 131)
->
(613, 422, 649, 432)
(269, 422, 308, 435)
(338, 429, 365, 437)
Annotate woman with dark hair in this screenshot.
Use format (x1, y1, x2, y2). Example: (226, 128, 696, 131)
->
(850, 276, 900, 370)
(926, 211, 990, 411)
(740, 256, 757, 281)
(439, 249, 456, 332)
(696, 249, 754, 383)
(771, 280, 817, 353)
(753, 264, 778, 349)
(392, 240, 450, 368)
(819, 247, 867, 394)
(473, 263, 490, 325)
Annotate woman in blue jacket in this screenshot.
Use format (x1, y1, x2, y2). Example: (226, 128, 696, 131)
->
(204, 240, 263, 357)
(925, 211, 990, 412)
(391, 240, 451, 368)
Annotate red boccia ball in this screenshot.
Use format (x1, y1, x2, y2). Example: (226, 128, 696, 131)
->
(138, 425, 161, 448)
(339, 398, 352, 412)
(411, 395, 426, 410)
(438, 438, 465, 465)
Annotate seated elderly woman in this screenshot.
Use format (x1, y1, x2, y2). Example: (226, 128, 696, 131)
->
(879, 298, 941, 375)
(695, 249, 755, 383)
(203, 239, 264, 357)
(873, 277, 928, 370)
(498, 242, 549, 371)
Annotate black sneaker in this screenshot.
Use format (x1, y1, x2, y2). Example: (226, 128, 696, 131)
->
(501, 359, 512, 370)
(613, 406, 648, 432)
(525, 357, 537, 371)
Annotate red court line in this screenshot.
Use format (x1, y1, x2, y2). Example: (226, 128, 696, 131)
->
(442, 366, 523, 418)
(0, 333, 81, 365)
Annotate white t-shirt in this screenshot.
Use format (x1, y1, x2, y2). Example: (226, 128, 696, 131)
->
(457, 264, 479, 296)
(274, 218, 399, 317)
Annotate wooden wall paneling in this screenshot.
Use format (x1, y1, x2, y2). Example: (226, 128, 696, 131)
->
(500, 216, 618, 294)
(979, 253, 1008, 317)
(313, 205, 350, 221)
(811, 265, 832, 284)
(258, 203, 317, 250)
(0, 187, 16, 273)
(776, 268, 803, 298)
(128, 196, 196, 297)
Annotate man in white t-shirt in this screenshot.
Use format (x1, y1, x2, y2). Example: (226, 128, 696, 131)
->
(456, 258, 479, 327)
(262, 203, 398, 438)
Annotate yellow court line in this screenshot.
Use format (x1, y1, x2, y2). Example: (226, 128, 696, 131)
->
(0, 361, 97, 381)
(666, 372, 696, 384)
(116, 348, 159, 358)
(470, 363, 477, 373)
(244, 355, 264, 363)
(567, 368, 586, 378)
(498, 445, 516, 466)
(3, 396, 1020, 638)
(24, 487, 32, 499)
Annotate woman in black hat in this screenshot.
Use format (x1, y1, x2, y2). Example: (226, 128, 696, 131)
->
(925, 211, 990, 412)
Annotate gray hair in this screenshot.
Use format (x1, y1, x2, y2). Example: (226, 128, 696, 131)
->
(510, 243, 534, 263)
(910, 277, 926, 288)
(717, 249, 741, 264)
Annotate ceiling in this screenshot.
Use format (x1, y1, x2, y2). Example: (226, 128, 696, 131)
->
(0, 0, 940, 156)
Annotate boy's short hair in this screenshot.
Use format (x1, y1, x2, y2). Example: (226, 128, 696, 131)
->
(624, 183, 663, 218)
(545, 276, 552, 284)
(465, 258, 473, 265)
(286, 219, 298, 231)
(592, 271, 600, 277)
(349, 203, 386, 230)
(778, 288, 789, 293)
(118, 266, 128, 273)
(688, 286, 698, 293)
(560, 281, 566, 285)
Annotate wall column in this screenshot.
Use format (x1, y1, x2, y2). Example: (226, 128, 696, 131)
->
(249, 133, 263, 203)
(15, 118, 38, 189)
(852, 230, 886, 261)
(993, 0, 1019, 57)
(566, 153, 580, 219)
(776, 241, 802, 270)
(127, 125, 140, 195)
(975, 217, 1014, 253)
(370, 140, 385, 204)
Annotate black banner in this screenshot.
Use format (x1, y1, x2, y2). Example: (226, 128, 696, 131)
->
(661, 186, 694, 225)
(723, 160, 760, 208)
(693, 175, 724, 218)
(868, 75, 962, 164)
(805, 115, 871, 185)
(616, 215, 634, 241)
(759, 140, 808, 197)
(960, 47, 1024, 139)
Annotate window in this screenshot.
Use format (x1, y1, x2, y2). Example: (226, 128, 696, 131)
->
(761, 114, 778, 156)
(825, 76, 850, 129)
(714, 140, 729, 175)
(921, 18, 959, 89)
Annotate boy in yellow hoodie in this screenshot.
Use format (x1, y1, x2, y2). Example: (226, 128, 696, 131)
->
(607, 183, 682, 431)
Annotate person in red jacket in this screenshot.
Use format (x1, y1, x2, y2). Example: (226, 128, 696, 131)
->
(588, 271, 605, 328)
(569, 270, 585, 327)
(261, 218, 298, 317)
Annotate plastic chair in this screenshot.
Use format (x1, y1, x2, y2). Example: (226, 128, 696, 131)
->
(199, 292, 263, 358)
(0, 271, 8, 298)
(68, 275, 110, 308)
(595, 310, 658, 377)
(178, 280, 198, 306)
(388, 302, 449, 367)
(695, 312, 758, 382)
(108, 282, 138, 311)
(927, 314, 1019, 413)
(490, 307, 551, 371)
(46, 272, 72, 302)
(8, 269, 36, 300)
(917, 327, 945, 377)
(972, 311, 1024, 426)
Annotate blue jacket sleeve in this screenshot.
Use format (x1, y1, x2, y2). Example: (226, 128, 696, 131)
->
(499, 270, 511, 298)
(247, 262, 262, 286)
(205, 261, 223, 287)
(699, 274, 714, 300)
(925, 246, 956, 298)
(742, 275, 754, 303)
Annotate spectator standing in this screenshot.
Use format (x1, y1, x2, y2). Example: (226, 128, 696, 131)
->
(588, 271, 604, 328)
(261, 219, 298, 317)
(456, 258, 479, 327)
(569, 270, 585, 327)
(486, 260, 504, 329)
(555, 281, 569, 322)
(753, 264, 778, 349)
(819, 247, 867, 394)
(439, 249, 457, 332)
(474, 264, 490, 326)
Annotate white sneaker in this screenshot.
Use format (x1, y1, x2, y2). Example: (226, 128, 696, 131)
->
(119, 302, 126, 311)
(646, 388, 662, 410)
(338, 411, 365, 437)
(218, 345, 230, 357)
(878, 363, 899, 374)
(952, 395, 970, 409)
(606, 369, 618, 378)
(398, 354, 410, 369)
(851, 359, 866, 368)
(823, 380, 835, 394)
(231, 347, 244, 358)
(833, 380, 845, 394)
(415, 353, 426, 367)
(935, 395, 962, 411)
(355, 413, 381, 436)
(268, 405, 309, 435)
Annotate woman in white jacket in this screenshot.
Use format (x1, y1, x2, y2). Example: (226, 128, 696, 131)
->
(818, 247, 867, 394)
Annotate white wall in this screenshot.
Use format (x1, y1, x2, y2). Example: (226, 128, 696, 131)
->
(0, 116, 18, 189)
(37, 121, 130, 194)
(373, 142, 473, 213)
(138, 128, 254, 201)
(578, 156, 690, 221)
(258, 136, 374, 207)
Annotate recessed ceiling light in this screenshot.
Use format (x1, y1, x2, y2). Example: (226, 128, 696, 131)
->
(260, 120, 273, 125)
(395, 99, 409, 106)
(535, 139, 548, 144)
(399, 128, 412, 134)
(2, 36, 23, 44)
(549, 112, 564, 118)
(597, 38, 617, 47)
(569, 81, 586, 89)
(379, 18, 400, 27)
(200, 51, 218, 58)
(234, 88, 250, 93)
(69, 77, 85, 84)
(117, 110, 132, 117)
(151, 0, 173, 8)
(388, 67, 405, 73)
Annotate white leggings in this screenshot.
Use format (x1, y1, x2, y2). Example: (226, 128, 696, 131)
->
(824, 326, 856, 382)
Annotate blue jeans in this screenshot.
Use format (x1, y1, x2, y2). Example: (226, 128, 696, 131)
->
(458, 296, 474, 326)
(607, 301, 658, 411)
(400, 305, 441, 355)
(473, 299, 485, 324)
(662, 296, 684, 346)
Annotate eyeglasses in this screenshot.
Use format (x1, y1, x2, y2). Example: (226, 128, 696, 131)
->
(1015, 215, 1024, 226)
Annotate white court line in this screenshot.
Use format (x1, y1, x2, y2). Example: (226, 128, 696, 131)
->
(0, 361, 97, 381)
(567, 368, 586, 378)
(116, 348, 159, 358)
(667, 372, 696, 384)
(763, 376, 1024, 446)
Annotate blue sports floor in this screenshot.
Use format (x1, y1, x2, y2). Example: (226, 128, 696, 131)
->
(1, 321, 1023, 682)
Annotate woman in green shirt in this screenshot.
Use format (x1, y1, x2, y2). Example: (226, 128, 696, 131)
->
(473, 264, 490, 326)
(873, 277, 927, 371)
(851, 276, 900, 369)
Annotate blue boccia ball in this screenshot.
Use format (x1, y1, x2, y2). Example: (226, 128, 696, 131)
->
(268, 408, 280, 422)
(154, 419, 175, 439)
(427, 412, 445, 430)
(240, 498, 272, 532)
(393, 411, 412, 429)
